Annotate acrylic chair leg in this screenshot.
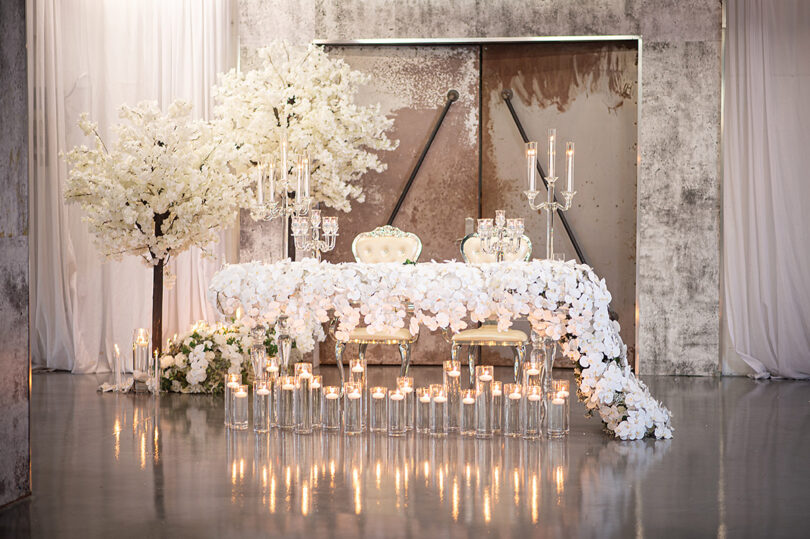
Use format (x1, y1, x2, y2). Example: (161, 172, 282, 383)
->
(358, 343, 368, 368)
(335, 341, 346, 392)
(514, 344, 526, 384)
(398, 343, 411, 376)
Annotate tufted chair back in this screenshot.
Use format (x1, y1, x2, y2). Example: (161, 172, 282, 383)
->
(460, 233, 532, 263)
(352, 225, 422, 264)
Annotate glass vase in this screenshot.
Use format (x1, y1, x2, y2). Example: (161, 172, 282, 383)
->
(294, 363, 313, 435)
(388, 388, 407, 437)
(322, 385, 341, 430)
(475, 366, 494, 438)
(396, 376, 414, 430)
(503, 383, 522, 437)
(253, 380, 271, 433)
(370, 386, 387, 433)
(344, 382, 363, 435)
(231, 384, 249, 430)
(416, 387, 430, 433)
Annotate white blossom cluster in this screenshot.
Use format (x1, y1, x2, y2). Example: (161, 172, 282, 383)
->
(209, 259, 673, 440)
(213, 41, 398, 212)
(64, 101, 251, 265)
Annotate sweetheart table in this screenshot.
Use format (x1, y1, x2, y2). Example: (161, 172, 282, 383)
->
(209, 258, 672, 440)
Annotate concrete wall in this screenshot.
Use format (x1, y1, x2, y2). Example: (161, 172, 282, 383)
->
(238, 0, 723, 375)
(0, 0, 31, 506)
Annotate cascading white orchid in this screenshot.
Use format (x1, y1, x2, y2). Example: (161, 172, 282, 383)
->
(213, 40, 398, 212)
(208, 259, 674, 441)
(64, 100, 251, 351)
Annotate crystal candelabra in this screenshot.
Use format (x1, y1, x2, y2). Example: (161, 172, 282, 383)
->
(524, 129, 576, 259)
(291, 209, 338, 261)
(477, 210, 524, 262)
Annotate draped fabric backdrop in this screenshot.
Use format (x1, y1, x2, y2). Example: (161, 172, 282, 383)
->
(724, 0, 810, 378)
(29, 0, 236, 373)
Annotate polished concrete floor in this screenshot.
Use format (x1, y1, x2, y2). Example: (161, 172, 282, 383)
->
(1, 368, 810, 538)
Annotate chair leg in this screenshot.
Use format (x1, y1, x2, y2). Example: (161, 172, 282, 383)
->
(514, 344, 526, 384)
(335, 341, 346, 391)
(358, 343, 368, 366)
(398, 343, 411, 377)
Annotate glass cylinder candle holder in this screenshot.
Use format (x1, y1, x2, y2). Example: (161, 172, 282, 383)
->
(253, 380, 271, 433)
(277, 375, 296, 430)
(344, 382, 364, 435)
(231, 384, 249, 430)
(475, 366, 494, 438)
(523, 356, 542, 390)
(429, 384, 448, 437)
(416, 387, 431, 433)
(348, 358, 367, 426)
(369, 386, 388, 433)
(503, 383, 523, 437)
(460, 389, 476, 436)
(294, 363, 313, 434)
(224, 373, 240, 427)
(265, 355, 280, 381)
(547, 380, 570, 438)
(322, 386, 341, 430)
(396, 376, 415, 430)
(311, 375, 323, 428)
(443, 360, 461, 432)
(131, 328, 152, 393)
(492, 381, 503, 434)
(524, 385, 543, 439)
(388, 388, 407, 437)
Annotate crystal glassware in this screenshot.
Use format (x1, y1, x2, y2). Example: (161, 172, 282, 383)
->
(547, 380, 570, 438)
(253, 380, 271, 433)
(503, 383, 523, 437)
(348, 358, 366, 427)
(370, 386, 387, 433)
(322, 385, 341, 430)
(475, 366, 494, 438)
(524, 385, 543, 439)
(388, 388, 407, 437)
(396, 376, 414, 430)
(491, 380, 503, 434)
(231, 384, 249, 430)
(344, 382, 364, 435)
(460, 389, 476, 436)
(443, 360, 461, 432)
(224, 373, 240, 427)
(311, 375, 322, 428)
(294, 363, 313, 434)
(416, 387, 430, 433)
(277, 375, 296, 430)
(523, 353, 542, 391)
(131, 328, 151, 393)
(430, 384, 448, 437)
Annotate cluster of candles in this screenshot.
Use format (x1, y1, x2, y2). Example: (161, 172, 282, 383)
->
(225, 356, 570, 439)
(525, 128, 574, 193)
(255, 134, 311, 205)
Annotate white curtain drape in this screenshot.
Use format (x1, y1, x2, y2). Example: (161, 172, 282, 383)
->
(724, 0, 810, 378)
(29, 0, 236, 373)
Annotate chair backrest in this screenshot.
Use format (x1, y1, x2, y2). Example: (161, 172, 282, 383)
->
(460, 233, 532, 263)
(352, 225, 422, 263)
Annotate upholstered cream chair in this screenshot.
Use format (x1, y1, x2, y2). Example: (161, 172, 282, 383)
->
(452, 232, 532, 383)
(333, 225, 422, 388)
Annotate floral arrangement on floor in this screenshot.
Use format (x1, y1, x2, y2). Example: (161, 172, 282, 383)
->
(213, 40, 398, 212)
(209, 259, 673, 440)
(158, 321, 278, 394)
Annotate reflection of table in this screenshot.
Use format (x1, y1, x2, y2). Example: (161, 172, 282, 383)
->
(210, 259, 672, 440)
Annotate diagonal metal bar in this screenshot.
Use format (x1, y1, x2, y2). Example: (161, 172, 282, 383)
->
(501, 88, 588, 266)
(387, 90, 460, 226)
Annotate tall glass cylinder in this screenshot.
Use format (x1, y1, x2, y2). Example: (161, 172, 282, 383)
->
(277, 375, 296, 430)
(348, 358, 367, 427)
(311, 375, 322, 428)
(224, 373, 240, 427)
(460, 389, 476, 436)
(503, 383, 522, 437)
(416, 387, 430, 433)
(322, 386, 341, 430)
(396, 376, 414, 430)
(253, 380, 271, 433)
(523, 353, 542, 391)
(524, 385, 542, 439)
(475, 366, 494, 438)
(231, 384, 249, 430)
(547, 380, 570, 438)
(131, 328, 151, 393)
(294, 363, 313, 434)
(369, 386, 387, 433)
(344, 382, 363, 435)
(429, 384, 447, 437)
(443, 360, 461, 432)
(266, 355, 279, 427)
(388, 388, 406, 437)
(492, 381, 503, 434)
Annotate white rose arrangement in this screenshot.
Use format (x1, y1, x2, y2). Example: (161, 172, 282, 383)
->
(213, 40, 398, 212)
(209, 259, 674, 440)
(64, 101, 251, 350)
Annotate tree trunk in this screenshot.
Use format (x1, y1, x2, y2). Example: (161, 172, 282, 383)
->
(152, 258, 164, 356)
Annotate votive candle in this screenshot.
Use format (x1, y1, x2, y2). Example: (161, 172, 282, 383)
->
(524, 385, 543, 439)
(443, 360, 461, 432)
(225, 373, 240, 427)
(547, 380, 570, 437)
(278, 375, 296, 430)
(294, 363, 313, 434)
(460, 389, 476, 436)
(254, 380, 271, 433)
(344, 382, 364, 435)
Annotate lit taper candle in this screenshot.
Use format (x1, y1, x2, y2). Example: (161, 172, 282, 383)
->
(565, 141, 574, 192)
(526, 141, 538, 192)
(548, 128, 556, 179)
